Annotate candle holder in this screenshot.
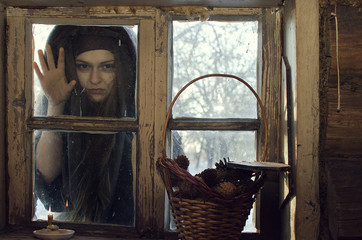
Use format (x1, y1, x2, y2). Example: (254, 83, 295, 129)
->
(33, 228, 75, 240)
(33, 204, 75, 239)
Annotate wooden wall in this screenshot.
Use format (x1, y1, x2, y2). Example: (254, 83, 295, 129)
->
(0, 3, 6, 231)
(320, 4, 362, 239)
(294, 1, 320, 239)
(282, 1, 321, 239)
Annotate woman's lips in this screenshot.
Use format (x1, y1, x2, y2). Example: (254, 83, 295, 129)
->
(87, 89, 105, 95)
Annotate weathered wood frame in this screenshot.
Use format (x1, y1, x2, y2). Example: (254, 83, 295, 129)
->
(6, 7, 163, 237)
(6, 6, 281, 238)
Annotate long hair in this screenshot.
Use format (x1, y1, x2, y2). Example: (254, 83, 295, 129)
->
(46, 25, 137, 223)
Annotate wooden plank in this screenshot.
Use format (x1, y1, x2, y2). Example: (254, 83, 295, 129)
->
(6, 6, 156, 19)
(0, 223, 140, 239)
(28, 117, 138, 132)
(260, 8, 282, 165)
(324, 7, 362, 237)
(6, 15, 33, 224)
(5, 6, 263, 21)
(0, 3, 6, 230)
(327, 158, 362, 238)
(328, 6, 362, 78)
(259, 8, 282, 239)
(324, 140, 362, 157)
(168, 118, 260, 130)
(153, 9, 170, 236)
(338, 219, 362, 238)
(135, 19, 156, 236)
(2, 0, 283, 8)
(294, 1, 320, 239)
(326, 4, 362, 157)
(228, 161, 291, 172)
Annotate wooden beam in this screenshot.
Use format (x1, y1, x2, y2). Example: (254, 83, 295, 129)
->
(168, 118, 260, 131)
(0, 2, 6, 230)
(6, 14, 33, 224)
(0, 0, 283, 8)
(294, 0, 320, 239)
(135, 19, 156, 236)
(28, 117, 138, 132)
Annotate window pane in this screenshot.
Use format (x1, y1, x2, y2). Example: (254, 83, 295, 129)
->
(172, 130, 256, 174)
(32, 24, 138, 118)
(33, 130, 136, 226)
(172, 21, 258, 118)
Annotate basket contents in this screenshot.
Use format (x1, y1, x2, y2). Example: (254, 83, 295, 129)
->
(157, 155, 264, 240)
(164, 156, 262, 202)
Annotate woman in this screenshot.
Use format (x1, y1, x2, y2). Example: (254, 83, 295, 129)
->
(34, 25, 137, 225)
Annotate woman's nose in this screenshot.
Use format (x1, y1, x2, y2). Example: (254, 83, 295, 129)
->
(89, 69, 101, 84)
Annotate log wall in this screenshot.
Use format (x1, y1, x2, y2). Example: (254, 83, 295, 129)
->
(320, 4, 362, 239)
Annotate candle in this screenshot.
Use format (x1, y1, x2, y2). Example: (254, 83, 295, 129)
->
(48, 204, 53, 226)
(65, 200, 69, 212)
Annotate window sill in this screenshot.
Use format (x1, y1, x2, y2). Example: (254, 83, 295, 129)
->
(1, 225, 156, 240)
(0, 232, 133, 240)
(1, 226, 261, 239)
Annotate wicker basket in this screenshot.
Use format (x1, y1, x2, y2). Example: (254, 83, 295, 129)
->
(157, 74, 267, 240)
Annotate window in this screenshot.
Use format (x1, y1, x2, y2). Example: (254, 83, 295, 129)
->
(6, 6, 281, 238)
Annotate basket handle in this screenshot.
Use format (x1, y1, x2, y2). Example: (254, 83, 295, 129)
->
(162, 73, 268, 162)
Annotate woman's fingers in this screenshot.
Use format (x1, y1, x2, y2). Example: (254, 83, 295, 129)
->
(57, 47, 65, 71)
(66, 80, 77, 93)
(36, 46, 65, 73)
(37, 49, 48, 73)
(33, 62, 43, 80)
(34, 46, 76, 106)
(45, 44, 56, 69)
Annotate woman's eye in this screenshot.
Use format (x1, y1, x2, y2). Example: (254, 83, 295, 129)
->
(101, 63, 115, 72)
(76, 64, 90, 71)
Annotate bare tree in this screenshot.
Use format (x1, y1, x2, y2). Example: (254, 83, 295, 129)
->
(172, 21, 259, 173)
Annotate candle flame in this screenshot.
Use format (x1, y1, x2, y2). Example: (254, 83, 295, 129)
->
(66, 200, 69, 208)
(48, 204, 51, 214)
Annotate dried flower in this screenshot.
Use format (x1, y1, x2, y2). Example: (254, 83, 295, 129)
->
(177, 178, 202, 199)
(174, 155, 190, 170)
(196, 168, 218, 188)
(213, 182, 237, 199)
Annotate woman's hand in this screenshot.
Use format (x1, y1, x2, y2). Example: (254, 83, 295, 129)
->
(34, 44, 76, 114)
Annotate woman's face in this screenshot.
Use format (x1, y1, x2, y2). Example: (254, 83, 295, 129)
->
(75, 50, 116, 103)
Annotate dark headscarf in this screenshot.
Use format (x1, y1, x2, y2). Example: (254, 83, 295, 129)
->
(44, 25, 137, 224)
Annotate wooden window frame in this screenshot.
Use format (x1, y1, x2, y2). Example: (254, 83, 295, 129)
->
(6, 6, 281, 239)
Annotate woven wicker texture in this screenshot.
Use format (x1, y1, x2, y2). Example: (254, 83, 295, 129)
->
(171, 197, 254, 240)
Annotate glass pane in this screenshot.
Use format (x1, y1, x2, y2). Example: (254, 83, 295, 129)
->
(173, 21, 258, 118)
(172, 130, 256, 175)
(33, 130, 136, 226)
(32, 24, 138, 118)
